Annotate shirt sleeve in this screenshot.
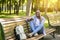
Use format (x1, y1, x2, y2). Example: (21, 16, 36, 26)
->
(29, 20, 35, 31)
(32, 16, 45, 34)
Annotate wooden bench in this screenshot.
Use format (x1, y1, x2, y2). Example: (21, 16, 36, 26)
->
(46, 13, 60, 33)
(0, 18, 56, 40)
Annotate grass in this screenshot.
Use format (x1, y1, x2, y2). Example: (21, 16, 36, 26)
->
(0, 32, 1, 40)
(44, 23, 49, 28)
(0, 11, 26, 18)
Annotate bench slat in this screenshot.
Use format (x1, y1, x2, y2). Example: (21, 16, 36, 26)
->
(26, 28, 56, 40)
(5, 34, 15, 40)
(5, 32, 14, 37)
(3, 23, 16, 27)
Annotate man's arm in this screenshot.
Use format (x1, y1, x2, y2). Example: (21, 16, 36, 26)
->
(32, 17, 45, 35)
(29, 21, 35, 31)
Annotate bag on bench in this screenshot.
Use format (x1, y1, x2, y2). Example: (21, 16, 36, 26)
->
(15, 25, 27, 40)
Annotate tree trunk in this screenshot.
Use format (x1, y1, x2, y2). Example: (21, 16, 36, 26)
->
(10, 0, 11, 15)
(26, 0, 32, 16)
(34, 0, 40, 10)
(21, 0, 23, 12)
(31, 1, 34, 11)
(7, 1, 8, 13)
(0, 6, 1, 13)
(14, 2, 15, 14)
(44, 0, 48, 14)
(2, 3, 3, 11)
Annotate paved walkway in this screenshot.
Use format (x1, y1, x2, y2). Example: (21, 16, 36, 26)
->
(40, 34, 60, 40)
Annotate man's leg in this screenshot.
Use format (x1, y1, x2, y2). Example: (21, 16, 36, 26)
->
(37, 27, 46, 35)
(43, 27, 46, 35)
(37, 27, 46, 40)
(37, 27, 43, 34)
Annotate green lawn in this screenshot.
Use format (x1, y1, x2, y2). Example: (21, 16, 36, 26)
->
(0, 30, 2, 40)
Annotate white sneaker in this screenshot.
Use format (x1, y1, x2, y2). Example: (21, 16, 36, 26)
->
(34, 33, 38, 36)
(43, 32, 46, 36)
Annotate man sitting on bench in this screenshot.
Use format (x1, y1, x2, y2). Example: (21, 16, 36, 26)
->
(28, 10, 46, 37)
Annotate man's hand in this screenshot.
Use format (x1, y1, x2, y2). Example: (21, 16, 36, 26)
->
(27, 18, 33, 22)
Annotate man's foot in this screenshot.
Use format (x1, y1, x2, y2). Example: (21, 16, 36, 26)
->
(34, 33, 38, 36)
(43, 32, 46, 36)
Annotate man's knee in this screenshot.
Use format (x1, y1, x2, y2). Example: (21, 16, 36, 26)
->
(37, 27, 44, 34)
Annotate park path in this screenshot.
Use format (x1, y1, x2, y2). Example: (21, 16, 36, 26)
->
(40, 34, 60, 40)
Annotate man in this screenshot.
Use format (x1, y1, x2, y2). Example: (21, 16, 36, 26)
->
(28, 10, 46, 37)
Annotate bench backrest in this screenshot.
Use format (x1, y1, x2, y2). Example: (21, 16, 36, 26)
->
(0, 18, 30, 40)
(46, 13, 60, 26)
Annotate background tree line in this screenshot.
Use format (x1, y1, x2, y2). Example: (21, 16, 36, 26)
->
(0, 0, 60, 15)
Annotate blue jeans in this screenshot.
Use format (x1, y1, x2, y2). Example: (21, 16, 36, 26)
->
(30, 27, 44, 35)
(37, 27, 44, 34)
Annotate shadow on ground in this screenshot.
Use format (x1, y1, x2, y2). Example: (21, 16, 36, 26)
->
(40, 34, 60, 40)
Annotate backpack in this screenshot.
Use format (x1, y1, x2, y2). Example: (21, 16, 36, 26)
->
(16, 25, 27, 40)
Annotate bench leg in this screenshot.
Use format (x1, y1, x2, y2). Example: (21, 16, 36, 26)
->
(50, 32, 55, 38)
(52, 32, 55, 38)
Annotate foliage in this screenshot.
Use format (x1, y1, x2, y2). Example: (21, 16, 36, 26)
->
(0, 0, 6, 3)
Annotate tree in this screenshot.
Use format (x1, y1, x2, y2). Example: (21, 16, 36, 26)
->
(9, 0, 12, 14)
(26, 0, 32, 16)
(0, 5, 1, 13)
(35, 0, 40, 10)
(14, 0, 25, 15)
(44, 0, 48, 14)
(14, 2, 19, 15)
(0, 0, 6, 11)
(21, 0, 25, 11)
(31, 0, 35, 11)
